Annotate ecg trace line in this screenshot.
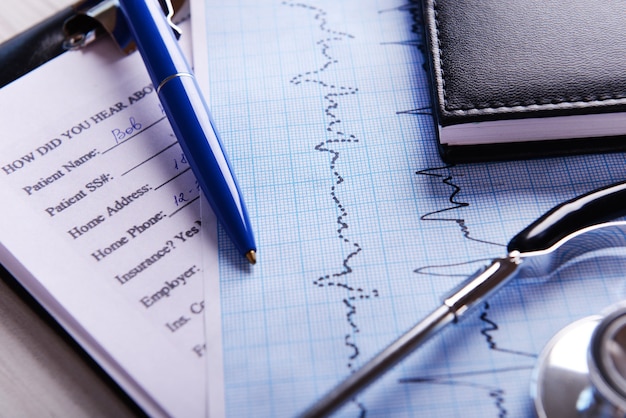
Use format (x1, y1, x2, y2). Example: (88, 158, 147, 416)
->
(285, 2, 379, 415)
(400, 365, 534, 417)
(396, 107, 432, 116)
(417, 165, 506, 247)
(480, 302, 538, 358)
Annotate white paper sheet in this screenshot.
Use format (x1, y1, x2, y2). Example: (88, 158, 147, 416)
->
(0, 20, 217, 417)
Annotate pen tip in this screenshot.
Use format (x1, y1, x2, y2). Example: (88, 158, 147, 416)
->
(246, 250, 257, 265)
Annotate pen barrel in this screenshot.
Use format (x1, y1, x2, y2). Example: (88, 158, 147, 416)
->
(118, 0, 187, 84)
(118, 0, 256, 256)
(159, 76, 255, 255)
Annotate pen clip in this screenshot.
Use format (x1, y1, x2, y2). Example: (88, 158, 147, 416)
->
(159, 0, 183, 39)
(62, 0, 187, 53)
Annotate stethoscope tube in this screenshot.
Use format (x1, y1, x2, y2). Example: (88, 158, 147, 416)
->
(509, 181, 626, 253)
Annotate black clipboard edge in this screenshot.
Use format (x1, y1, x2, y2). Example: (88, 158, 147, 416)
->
(0, 264, 146, 416)
(0, 7, 78, 89)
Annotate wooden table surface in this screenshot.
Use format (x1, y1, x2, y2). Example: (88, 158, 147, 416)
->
(0, 1, 138, 416)
(0, 0, 71, 43)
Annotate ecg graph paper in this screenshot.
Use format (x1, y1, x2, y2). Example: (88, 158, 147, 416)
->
(194, 0, 626, 416)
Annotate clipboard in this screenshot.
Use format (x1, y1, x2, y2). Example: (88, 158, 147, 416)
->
(0, 1, 189, 415)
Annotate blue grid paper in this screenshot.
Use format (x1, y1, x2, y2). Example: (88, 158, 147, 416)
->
(199, 1, 626, 416)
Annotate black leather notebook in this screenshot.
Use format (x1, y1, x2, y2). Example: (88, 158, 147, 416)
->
(421, 0, 626, 162)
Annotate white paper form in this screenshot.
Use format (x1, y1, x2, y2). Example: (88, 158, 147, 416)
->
(0, 21, 218, 417)
(193, 1, 626, 416)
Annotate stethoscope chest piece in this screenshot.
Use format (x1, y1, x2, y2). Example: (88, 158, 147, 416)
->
(531, 304, 626, 417)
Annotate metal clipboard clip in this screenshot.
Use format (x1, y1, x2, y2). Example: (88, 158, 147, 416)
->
(0, 0, 188, 88)
(63, 0, 187, 53)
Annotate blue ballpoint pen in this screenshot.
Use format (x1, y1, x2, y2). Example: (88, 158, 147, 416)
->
(118, 0, 257, 264)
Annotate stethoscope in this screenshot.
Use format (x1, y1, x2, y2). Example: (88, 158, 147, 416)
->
(302, 181, 626, 417)
(532, 302, 626, 417)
